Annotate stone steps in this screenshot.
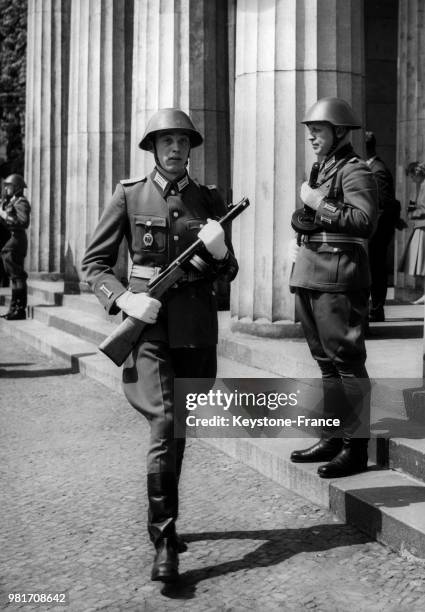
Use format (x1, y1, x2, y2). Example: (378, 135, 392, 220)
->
(2, 289, 425, 560)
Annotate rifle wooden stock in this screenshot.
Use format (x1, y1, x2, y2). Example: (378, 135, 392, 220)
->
(98, 197, 250, 366)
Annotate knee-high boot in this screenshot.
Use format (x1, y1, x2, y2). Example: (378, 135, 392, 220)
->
(147, 472, 179, 582)
(291, 371, 344, 463)
(1, 287, 26, 320)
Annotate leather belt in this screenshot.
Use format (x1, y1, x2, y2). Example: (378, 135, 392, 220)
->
(130, 264, 162, 279)
(302, 233, 368, 249)
(130, 263, 204, 284)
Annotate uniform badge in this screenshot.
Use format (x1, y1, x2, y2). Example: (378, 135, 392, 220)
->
(143, 231, 154, 247)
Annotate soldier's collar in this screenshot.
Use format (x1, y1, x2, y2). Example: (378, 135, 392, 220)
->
(320, 144, 355, 173)
(152, 169, 189, 196)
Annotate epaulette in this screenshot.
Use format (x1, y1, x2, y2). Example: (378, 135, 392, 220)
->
(120, 176, 147, 185)
(206, 184, 217, 190)
(348, 157, 360, 164)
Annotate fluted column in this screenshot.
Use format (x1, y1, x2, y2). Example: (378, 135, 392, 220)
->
(395, 0, 425, 302)
(65, 0, 133, 288)
(230, 0, 365, 334)
(131, 0, 231, 195)
(25, 0, 70, 275)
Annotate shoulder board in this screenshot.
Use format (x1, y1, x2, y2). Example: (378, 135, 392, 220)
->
(206, 184, 217, 190)
(348, 157, 360, 164)
(120, 176, 146, 186)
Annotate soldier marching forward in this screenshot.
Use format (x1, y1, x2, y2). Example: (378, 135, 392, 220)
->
(289, 97, 378, 478)
(0, 174, 31, 320)
(82, 109, 238, 582)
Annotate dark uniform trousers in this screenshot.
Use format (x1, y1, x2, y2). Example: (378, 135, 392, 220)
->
(295, 289, 371, 438)
(290, 144, 378, 441)
(123, 341, 216, 542)
(81, 169, 238, 544)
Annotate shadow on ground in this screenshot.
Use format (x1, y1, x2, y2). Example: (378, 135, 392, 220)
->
(159, 523, 372, 599)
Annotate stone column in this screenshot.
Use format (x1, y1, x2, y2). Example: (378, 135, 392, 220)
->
(395, 0, 425, 302)
(130, 0, 231, 196)
(65, 0, 133, 289)
(25, 0, 70, 275)
(230, 0, 365, 335)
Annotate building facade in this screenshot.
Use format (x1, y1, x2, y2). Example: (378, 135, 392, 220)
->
(24, 0, 423, 334)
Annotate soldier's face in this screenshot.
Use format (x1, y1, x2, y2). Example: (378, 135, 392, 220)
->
(306, 122, 334, 158)
(155, 131, 191, 176)
(3, 183, 15, 197)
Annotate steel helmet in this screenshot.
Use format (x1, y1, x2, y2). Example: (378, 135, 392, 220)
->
(139, 108, 203, 150)
(302, 97, 362, 130)
(4, 173, 27, 190)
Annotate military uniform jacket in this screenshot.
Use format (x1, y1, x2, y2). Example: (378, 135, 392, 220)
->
(290, 144, 378, 292)
(0, 195, 31, 254)
(82, 169, 238, 348)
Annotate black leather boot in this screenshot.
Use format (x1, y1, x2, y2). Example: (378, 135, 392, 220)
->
(290, 438, 342, 463)
(151, 537, 179, 583)
(147, 473, 179, 582)
(2, 288, 27, 320)
(317, 437, 368, 478)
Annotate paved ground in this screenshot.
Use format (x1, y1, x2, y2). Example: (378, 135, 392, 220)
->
(1, 332, 425, 612)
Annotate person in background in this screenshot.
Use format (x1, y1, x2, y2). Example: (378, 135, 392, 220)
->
(0, 173, 30, 320)
(365, 131, 406, 322)
(398, 161, 425, 304)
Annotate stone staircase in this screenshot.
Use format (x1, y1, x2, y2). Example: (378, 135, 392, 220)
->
(1, 281, 425, 560)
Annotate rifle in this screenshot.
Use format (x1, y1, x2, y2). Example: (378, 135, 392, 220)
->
(99, 196, 250, 366)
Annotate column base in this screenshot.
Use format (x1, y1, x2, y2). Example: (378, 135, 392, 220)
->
(230, 316, 304, 338)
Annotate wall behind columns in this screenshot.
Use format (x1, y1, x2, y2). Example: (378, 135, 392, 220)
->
(25, 0, 70, 275)
(395, 0, 425, 301)
(65, 0, 133, 289)
(230, 0, 365, 333)
(130, 0, 231, 198)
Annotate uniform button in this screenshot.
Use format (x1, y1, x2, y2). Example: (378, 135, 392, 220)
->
(170, 189, 176, 195)
(173, 211, 179, 218)
(174, 235, 179, 241)
(333, 247, 338, 252)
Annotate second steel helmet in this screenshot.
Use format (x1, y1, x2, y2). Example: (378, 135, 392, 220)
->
(301, 97, 362, 130)
(4, 173, 27, 190)
(139, 108, 203, 150)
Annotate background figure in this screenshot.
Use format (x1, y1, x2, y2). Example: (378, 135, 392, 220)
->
(398, 162, 425, 305)
(0, 173, 30, 319)
(365, 131, 406, 322)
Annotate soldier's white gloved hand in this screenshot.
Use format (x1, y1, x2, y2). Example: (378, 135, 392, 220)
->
(300, 182, 324, 211)
(198, 218, 228, 260)
(288, 238, 300, 263)
(115, 291, 161, 323)
(0, 208, 7, 220)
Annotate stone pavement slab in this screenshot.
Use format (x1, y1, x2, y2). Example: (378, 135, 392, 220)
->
(1, 332, 425, 612)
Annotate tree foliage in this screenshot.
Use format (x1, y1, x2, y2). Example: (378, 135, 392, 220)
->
(0, 0, 27, 177)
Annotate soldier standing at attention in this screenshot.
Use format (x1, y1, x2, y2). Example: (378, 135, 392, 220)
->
(81, 109, 238, 583)
(289, 97, 378, 478)
(0, 173, 31, 320)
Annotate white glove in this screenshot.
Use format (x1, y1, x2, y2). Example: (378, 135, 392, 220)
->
(198, 218, 228, 260)
(288, 238, 300, 263)
(300, 182, 325, 211)
(0, 208, 7, 220)
(115, 291, 161, 323)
